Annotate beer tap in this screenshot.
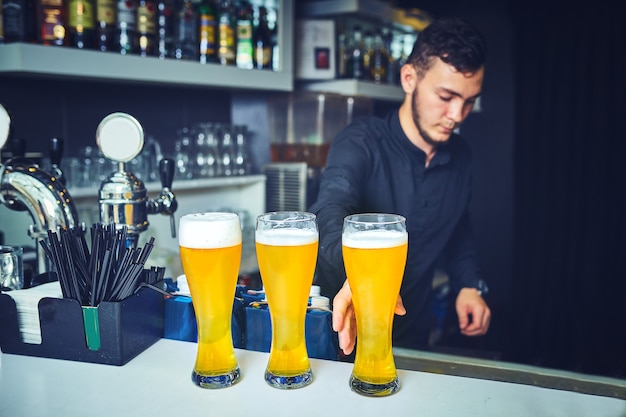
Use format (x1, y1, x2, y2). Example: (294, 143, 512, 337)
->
(0, 104, 79, 275)
(96, 112, 178, 248)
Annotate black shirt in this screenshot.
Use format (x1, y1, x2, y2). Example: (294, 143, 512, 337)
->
(308, 109, 485, 349)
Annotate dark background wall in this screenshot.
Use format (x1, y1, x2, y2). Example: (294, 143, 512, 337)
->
(396, 0, 626, 379)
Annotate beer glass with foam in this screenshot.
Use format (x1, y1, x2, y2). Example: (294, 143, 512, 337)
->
(179, 212, 242, 389)
(342, 213, 408, 396)
(255, 211, 318, 389)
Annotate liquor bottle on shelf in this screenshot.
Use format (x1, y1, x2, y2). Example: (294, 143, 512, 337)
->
(136, 0, 156, 56)
(362, 30, 373, 81)
(369, 31, 388, 84)
(253, 4, 271, 70)
(217, 0, 234, 65)
(3, 0, 27, 42)
(115, 0, 137, 54)
(197, 0, 216, 64)
(235, 0, 252, 69)
(96, 0, 116, 51)
(36, 0, 67, 46)
(173, 0, 197, 60)
(346, 25, 365, 80)
(336, 30, 348, 79)
(67, 0, 96, 49)
(155, 0, 171, 58)
(269, 6, 278, 71)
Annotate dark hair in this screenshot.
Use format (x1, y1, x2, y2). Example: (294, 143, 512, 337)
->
(408, 17, 487, 77)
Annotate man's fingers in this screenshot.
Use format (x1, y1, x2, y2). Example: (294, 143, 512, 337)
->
(395, 294, 406, 316)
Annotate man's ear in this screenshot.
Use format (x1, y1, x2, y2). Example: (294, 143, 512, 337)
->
(399, 64, 417, 94)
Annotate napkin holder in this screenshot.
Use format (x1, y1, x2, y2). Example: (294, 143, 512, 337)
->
(0, 284, 164, 366)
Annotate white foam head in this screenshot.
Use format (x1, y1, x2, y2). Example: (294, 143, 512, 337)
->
(179, 212, 241, 248)
(342, 229, 407, 249)
(255, 228, 318, 246)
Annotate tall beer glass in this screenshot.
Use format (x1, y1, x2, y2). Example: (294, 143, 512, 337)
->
(342, 213, 408, 396)
(179, 212, 242, 389)
(255, 211, 318, 389)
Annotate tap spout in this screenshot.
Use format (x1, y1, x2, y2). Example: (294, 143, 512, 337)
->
(0, 158, 80, 274)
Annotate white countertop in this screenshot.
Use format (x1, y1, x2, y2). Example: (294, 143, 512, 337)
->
(1, 339, 625, 417)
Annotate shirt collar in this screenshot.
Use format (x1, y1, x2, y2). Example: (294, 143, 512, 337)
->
(389, 110, 451, 167)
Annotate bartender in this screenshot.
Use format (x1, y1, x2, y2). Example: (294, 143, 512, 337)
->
(309, 17, 492, 355)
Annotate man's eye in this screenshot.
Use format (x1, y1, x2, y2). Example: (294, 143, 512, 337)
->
(440, 96, 452, 102)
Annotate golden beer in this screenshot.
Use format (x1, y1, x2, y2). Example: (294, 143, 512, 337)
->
(342, 214, 408, 396)
(255, 212, 318, 389)
(179, 212, 242, 389)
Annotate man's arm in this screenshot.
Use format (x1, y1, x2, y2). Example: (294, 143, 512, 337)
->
(443, 209, 491, 336)
(308, 123, 371, 299)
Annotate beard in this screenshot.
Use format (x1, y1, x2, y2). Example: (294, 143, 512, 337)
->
(411, 89, 450, 148)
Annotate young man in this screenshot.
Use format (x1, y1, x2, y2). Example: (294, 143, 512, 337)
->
(308, 17, 492, 355)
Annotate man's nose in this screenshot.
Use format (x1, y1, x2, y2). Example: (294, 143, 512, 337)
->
(447, 101, 465, 123)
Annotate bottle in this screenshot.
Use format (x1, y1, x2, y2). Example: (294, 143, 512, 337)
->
(347, 25, 364, 80)
(369, 31, 388, 84)
(95, 0, 116, 51)
(216, 0, 234, 65)
(388, 32, 403, 85)
(336, 30, 348, 78)
(155, 0, 171, 58)
(67, 0, 96, 49)
(253, 5, 271, 70)
(362, 30, 373, 80)
(235, 1, 252, 69)
(2, 0, 27, 42)
(136, 0, 156, 56)
(36, 0, 67, 46)
(173, 0, 196, 60)
(197, 0, 216, 64)
(116, 0, 137, 54)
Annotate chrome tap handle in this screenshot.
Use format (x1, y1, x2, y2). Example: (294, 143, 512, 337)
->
(49, 137, 64, 184)
(159, 157, 175, 191)
(155, 158, 178, 238)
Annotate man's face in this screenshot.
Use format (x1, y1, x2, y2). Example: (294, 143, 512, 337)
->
(411, 58, 484, 147)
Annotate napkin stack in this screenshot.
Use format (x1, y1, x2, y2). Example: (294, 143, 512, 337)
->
(4, 281, 63, 344)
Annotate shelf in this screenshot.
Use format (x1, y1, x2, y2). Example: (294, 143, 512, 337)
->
(297, 79, 404, 102)
(68, 175, 267, 200)
(297, 0, 432, 33)
(0, 43, 293, 92)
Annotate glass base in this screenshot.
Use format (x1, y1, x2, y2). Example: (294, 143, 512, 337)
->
(349, 374, 400, 397)
(264, 368, 313, 389)
(192, 367, 241, 389)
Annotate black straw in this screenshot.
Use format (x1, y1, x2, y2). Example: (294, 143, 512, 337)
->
(39, 224, 160, 306)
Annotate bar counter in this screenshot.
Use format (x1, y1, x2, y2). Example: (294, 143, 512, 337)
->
(1, 339, 624, 416)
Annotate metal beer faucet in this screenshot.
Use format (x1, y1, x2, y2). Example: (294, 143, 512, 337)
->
(96, 112, 178, 248)
(0, 104, 80, 275)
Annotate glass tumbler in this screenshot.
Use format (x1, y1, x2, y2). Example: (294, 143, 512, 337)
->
(255, 211, 319, 389)
(179, 212, 242, 389)
(342, 213, 408, 396)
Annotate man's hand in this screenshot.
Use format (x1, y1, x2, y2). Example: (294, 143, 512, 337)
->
(332, 280, 406, 355)
(455, 287, 491, 336)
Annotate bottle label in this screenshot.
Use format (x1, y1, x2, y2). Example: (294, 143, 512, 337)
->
(199, 12, 216, 56)
(236, 20, 252, 68)
(117, 0, 136, 29)
(97, 0, 116, 24)
(40, 0, 66, 43)
(68, 0, 96, 30)
(137, 3, 156, 34)
(218, 21, 235, 62)
(3, 1, 24, 39)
